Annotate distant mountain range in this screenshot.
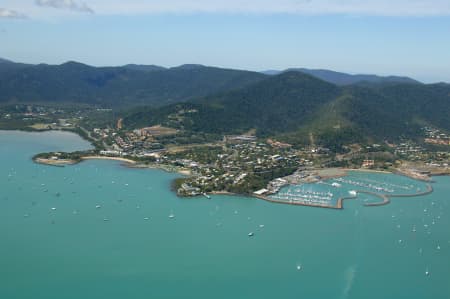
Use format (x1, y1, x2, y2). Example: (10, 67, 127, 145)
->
(261, 68, 420, 86)
(1, 58, 449, 147)
(0, 59, 266, 107)
(0, 58, 427, 108)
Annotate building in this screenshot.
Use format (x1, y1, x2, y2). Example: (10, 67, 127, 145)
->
(362, 159, 375, 168)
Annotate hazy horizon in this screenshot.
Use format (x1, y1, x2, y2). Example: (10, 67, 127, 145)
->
(1, 1, 450, 83)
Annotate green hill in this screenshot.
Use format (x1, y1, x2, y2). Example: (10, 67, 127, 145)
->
(262, 68, 420, 86)
(123, 72, 450, 148)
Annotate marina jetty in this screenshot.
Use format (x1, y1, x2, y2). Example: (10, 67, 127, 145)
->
(256, 183, 433, 210)
(255, 167, 435, 210)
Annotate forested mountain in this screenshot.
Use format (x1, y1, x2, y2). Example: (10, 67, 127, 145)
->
(123, 72, 450, 147)
(122, 64, 166, 72)
(2, 57, 448, 147)
(262, 68, 420, 86)
(0, 58, 31, 75)
(0, 60, 266, 107)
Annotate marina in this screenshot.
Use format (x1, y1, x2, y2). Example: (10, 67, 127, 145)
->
(266, 171, 434, 209)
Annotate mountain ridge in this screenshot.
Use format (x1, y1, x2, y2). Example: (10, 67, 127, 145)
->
(262, 68, 420, 86)
(123, 71, 450, 148)
(0, 59, 267, 107)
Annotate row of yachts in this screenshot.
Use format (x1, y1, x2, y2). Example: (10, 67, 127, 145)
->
(333, 177, 395, 193)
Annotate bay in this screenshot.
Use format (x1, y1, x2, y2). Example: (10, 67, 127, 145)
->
(1, 130, 449, 299)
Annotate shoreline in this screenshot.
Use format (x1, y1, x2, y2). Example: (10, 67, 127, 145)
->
(81, 155, 137, 164)
(20, 128, 447, 210)
(34, 154, 192, 176)
(33, 153, 441, 209)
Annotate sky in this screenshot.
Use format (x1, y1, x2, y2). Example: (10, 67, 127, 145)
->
(1, 0, 450, 83)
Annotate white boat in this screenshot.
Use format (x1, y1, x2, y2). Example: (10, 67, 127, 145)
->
(203, 193, 211, 199)
(349, 190, 357, 196)
(51, 207, 56, 211)
(169, 212, 175, 219)
(296, 264, 302, 271)
(248, 232, 254, 237)
(95, 205, 101, 209)
(331, 182, 341, 188)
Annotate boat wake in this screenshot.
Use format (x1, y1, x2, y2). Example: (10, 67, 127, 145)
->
(342, 265, 357, 299)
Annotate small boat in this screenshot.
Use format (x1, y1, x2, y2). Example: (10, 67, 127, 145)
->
(425, 269, 430, 276)
(95, 205, 101, 209)
(248, 232, 254, 237)
(349, 190, 357, 196)
(169, 212, 175, 219)
(51, 207, 56, 211)
(144, 217, 150, 220)
(203, 193, 211, 199)
(103, 218, 109, 221)
(259, 224, 265, 228)
(296, 264, 302, 271)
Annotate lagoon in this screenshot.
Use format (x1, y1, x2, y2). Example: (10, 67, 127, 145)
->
(1, 131, 449, 299)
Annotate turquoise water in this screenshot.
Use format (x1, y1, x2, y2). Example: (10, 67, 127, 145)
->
(1, 131, 450, 299)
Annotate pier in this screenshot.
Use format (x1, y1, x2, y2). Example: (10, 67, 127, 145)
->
(254, 194, 341, 209)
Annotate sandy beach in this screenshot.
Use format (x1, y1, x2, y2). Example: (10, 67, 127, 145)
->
(81, 156, 137, 164)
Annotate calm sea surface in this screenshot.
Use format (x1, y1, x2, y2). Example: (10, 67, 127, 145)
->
(1, 130, 449, 299)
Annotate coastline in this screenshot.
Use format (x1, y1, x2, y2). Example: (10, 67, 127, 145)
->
(81, 155, 137, 164)
(19, 128, 447, 210)
(33, 151, 440, 210)
(33, 153, 192, 176)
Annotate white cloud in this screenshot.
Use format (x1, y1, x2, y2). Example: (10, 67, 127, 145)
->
(3, 0, 450, 17)
(89, 0, 450, 17)
(0, 8, 27, 19)
(35, 0, 94, 14)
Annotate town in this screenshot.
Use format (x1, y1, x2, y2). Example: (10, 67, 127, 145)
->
(2, 104, 450, 198)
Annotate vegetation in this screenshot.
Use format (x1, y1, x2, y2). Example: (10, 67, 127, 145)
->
(0, 61, 266, 108)
(123, 72, 450, 149)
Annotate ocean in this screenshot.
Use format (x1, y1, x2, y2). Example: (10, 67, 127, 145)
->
(1, 130, 449, 299)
